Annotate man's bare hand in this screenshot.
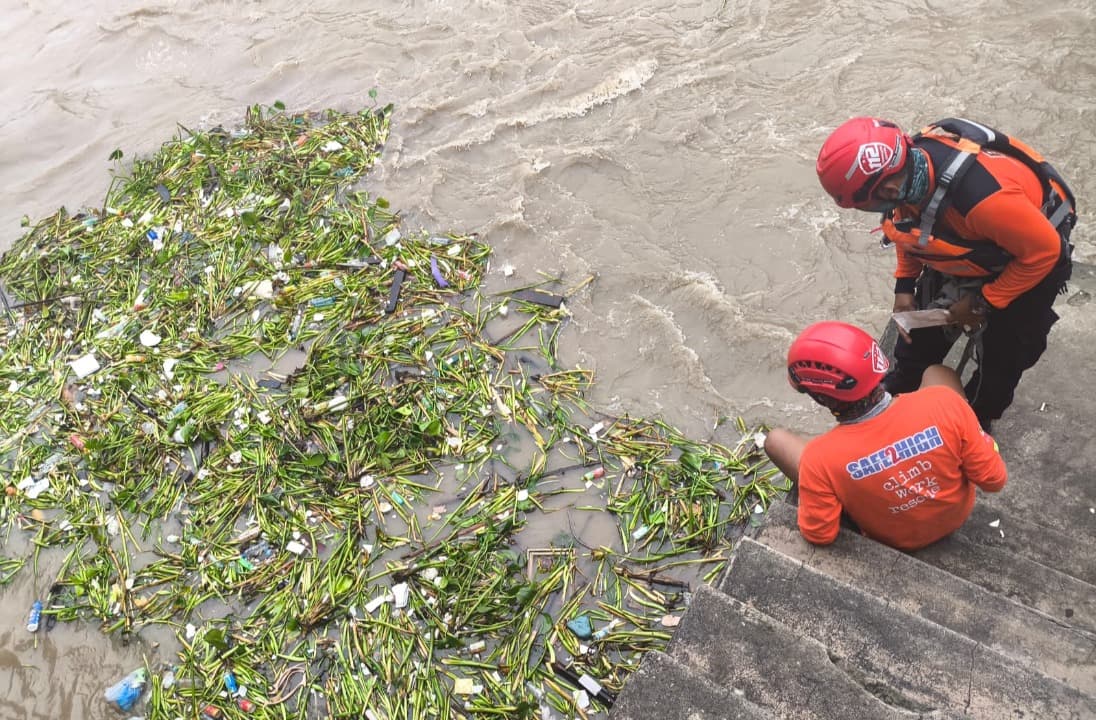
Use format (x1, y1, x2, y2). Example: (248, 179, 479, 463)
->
(947, 294, 987, 332)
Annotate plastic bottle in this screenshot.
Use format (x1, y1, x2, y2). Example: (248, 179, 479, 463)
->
(26, 601, 43, 632)
(104, 668, 147, 712)
(289, 310, 304, 340)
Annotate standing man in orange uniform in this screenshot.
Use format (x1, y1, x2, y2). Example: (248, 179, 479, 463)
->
(815, 117, 1076, 432)
(763, 321, 1006, 551)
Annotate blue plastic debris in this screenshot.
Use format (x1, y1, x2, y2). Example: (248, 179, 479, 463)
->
(566, 615, 593, 639)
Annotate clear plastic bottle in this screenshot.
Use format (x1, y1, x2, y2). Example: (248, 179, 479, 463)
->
(26, 601, 43, 632)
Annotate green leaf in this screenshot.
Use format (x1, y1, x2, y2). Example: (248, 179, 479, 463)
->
(303, 453, 326, 468)
(368, 88, 378, 100)
(240, 211, 260, 227)
(376, 197, 389, 209)
(680, 451, 701, 472)
(204, 628, 229, 652)
(108, 149, 124, 161)
(515, 585, 536, 607)
(273, 100, 286, 111)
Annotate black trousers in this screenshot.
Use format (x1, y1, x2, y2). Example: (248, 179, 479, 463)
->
(883, 261, 1071, 425)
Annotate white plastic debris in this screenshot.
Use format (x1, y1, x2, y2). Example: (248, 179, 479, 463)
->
(753, 431, 768, 448)
(322, 140, 344, 152)
(364, 594, 391, 614)
(285, 540, 307, 555)
(163, 358, 178, 380)
(391, 582, 410, 609)
(69, 353, 101, 379)
(988, 519, 1001, 528)
(588, 422, 605, 442)
(8, 380, 20, 393)
(383, 229, 402, 246)
(139, 330, 162, 347)
(22, 478, 51, 500)
(660, 614, 681, 627)
(578, 674, 603, 697)
(516, 489, 529, 502)
(359, 474, 375, 489)
(453, 678, 475, 695)
(573, 689, 590, 710)
(632, 524, 650, 541)
(242, 279, 275, 300)
(468, 640, 486, 654)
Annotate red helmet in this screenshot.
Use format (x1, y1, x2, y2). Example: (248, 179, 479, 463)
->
(787, 321, 889, 402)
(817, 117, 910, 210)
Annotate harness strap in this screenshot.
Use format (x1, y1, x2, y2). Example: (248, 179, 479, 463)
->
(918, 150, 977, 246)
(1047, 196, 1074, 229)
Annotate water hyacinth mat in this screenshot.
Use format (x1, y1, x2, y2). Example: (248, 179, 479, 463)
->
(0, 102, 783, 719)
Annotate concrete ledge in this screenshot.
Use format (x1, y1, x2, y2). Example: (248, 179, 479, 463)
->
(953, 501, 1096, 586)
(668, 585, 958, 720)
(757, 502, 1096, 694)
(610, 649, 775, 720)
(719, 537, 1095, 719)
(911, 535, 1096, 636)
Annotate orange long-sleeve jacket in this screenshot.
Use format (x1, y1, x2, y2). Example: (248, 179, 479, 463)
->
(886, 135, 1068, 309)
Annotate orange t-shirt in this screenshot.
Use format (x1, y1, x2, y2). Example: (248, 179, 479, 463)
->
(798, 385, 1007, 551)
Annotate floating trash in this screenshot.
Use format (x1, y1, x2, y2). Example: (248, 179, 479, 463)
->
(0, 101, 780, 719)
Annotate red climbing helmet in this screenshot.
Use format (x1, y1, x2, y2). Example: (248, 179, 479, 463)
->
(817, 117, 910, 210)
(787, 321, 889, 402)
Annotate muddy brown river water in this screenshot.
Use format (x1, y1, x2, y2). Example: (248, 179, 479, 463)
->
(1, 1, 1094, 717)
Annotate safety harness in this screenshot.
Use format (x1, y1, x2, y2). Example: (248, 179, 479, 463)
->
(898, 117, 1077, 267)
(886, 119, 1077, 396)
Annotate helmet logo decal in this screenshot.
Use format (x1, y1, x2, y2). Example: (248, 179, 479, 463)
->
(856, 142, 894, 176)
(869, 342, 889, 373)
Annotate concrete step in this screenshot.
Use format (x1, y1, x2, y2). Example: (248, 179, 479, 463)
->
(757, 502, 1096, 694)
(718, 537, 1096, 719)
(911, 531, 1096, 636)
(610, 649, 775, 720)
(951, 501, 1096, 586)
(667, 584, 961, 720)
(776, 496, 1096, 635)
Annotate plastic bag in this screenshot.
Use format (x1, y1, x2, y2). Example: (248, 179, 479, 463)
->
(104, 668, 147, 712)
(892, 308, 951, 334)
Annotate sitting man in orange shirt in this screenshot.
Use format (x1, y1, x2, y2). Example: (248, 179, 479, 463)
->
(762, 321, 1007, 551)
